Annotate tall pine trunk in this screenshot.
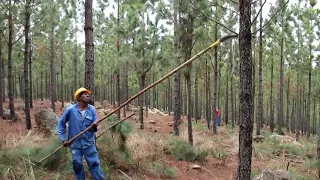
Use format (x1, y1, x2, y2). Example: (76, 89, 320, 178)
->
(256, 0, 263, 135)
(60, 50, 64, 108)
(8, 1, 15, 119)
(286, 77, 290, 132)
(115, 0, 121, 119)
(29, 41, 33, 108)
(194, 71, 199, 121)
(237, 0, 253, 179)
(173, 0, 181, 136)
(24, 0, 31, 129)
(84, 0, 95, 101)
(0, 32, 3, 118)
(50, 24, 57, 112)
(270, 48, 274, 132)
(139, 73, 146, 129)
(212, 20, 218, 134)
(206, 58, 211, 129)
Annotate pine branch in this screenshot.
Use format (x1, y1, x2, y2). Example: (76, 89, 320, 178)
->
(12, 33, 24, 45)
(253, 0, 289, 34)
(0, 2, 23, 25)
(229, 0, 238, 5)
(189, 0, 238, 35)
(251, 0, 267, 26)
(212, 2, 239, 16)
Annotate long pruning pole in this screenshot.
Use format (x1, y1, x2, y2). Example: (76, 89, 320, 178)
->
(38, 35, 237, 164)
(95, 113, 135, 139)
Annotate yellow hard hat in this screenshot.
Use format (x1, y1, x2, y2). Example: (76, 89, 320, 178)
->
(74, 87, 91, 101)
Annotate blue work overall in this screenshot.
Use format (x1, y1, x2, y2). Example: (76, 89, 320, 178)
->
(57, 104, 106, 180)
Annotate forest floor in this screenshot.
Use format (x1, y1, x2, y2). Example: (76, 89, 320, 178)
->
(0, 99, 318, 180)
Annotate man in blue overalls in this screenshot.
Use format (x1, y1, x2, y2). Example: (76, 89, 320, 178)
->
(57, 87, 106, 180)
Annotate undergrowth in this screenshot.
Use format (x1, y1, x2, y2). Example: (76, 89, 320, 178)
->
(0, 135, 71, 179)
(166, 136, 199, 162)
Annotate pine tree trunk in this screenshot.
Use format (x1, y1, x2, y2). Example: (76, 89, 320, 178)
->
(270, 48, 274, 132)
(231, 44, 235, 129)
(317, 128, 320, 177)
(237, 0, 253, 179)
(286, 77, 290, 132)
(73, 45, 78, 93)
(291, 99, 295, 133)
(225, 69, 229, 125)
(173, 0, 181, 136)
(212, 24, 218, 134)
(0, 32, 3, 118)
(256, 0, 263, 135)
(84, 0, 95, 101)
(313, 101, 316, 135)
(50, 24, 57, 112)
(194, 72, 199, 121)
(139, 73, 146, 129)
(278, 11, 284, 135)
(24, 0, 31, 129)
(40, 71, 43, 101)
(115, 0, 121, 119)
(7, 2, 15, 119)
(186, 75, 193, 145)
(60, 50, 64, 108)
(1, 51, 4, 103)
(168, 79, 172, 115)
(307, 43, 312, 139)
(206, 58, 211, 129)
(29, 43, 33, 108)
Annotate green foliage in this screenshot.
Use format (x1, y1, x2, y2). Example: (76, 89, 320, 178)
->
(250, 168, 261, 180)
(212, 149, 229, 160)
(153, 162, 176, 179)
(166, 136, 198, 162)
(280, 143, 305, 156)
(101, 113, 133, 162)
(0, 135, 71, 179)
(192, 121, 207, 131)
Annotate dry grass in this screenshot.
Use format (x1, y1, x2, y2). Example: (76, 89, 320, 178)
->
(3, 130, 48, 149)
(126, 132, 166, 162)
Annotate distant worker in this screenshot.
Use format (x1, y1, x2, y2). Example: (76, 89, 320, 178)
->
(215, 107, 220, 127)
(57, 87, 106, 180)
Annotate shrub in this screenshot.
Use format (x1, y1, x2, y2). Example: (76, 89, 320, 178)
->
(167, 136, 198, 162)
(154, 162, 176, 179)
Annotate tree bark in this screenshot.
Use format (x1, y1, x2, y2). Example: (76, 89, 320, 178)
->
(50, 24, 57, 112)
(194, 71, 199, 121)
(139, 73, 146, 129)
(60, 50, 64, 108)
(7, 0, 15, 119)
(206, 58, 211, 129)
(0, 31, 3, 117)
(237, 0, 253, 179)
(286, 77, 290, 132)
(212, 20, 218, 134)
(173, 0, 181, 136)
(84, 0, 95, 101)
(256, 0, 263, 135)
(24, 0, 31, 129)
(29, 41, 33, 108)
(270, 48, 274, 132)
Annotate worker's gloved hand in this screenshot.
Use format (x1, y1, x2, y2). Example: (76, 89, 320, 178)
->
(62, 141, 69, 147)
(92, 121, 98, 128)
